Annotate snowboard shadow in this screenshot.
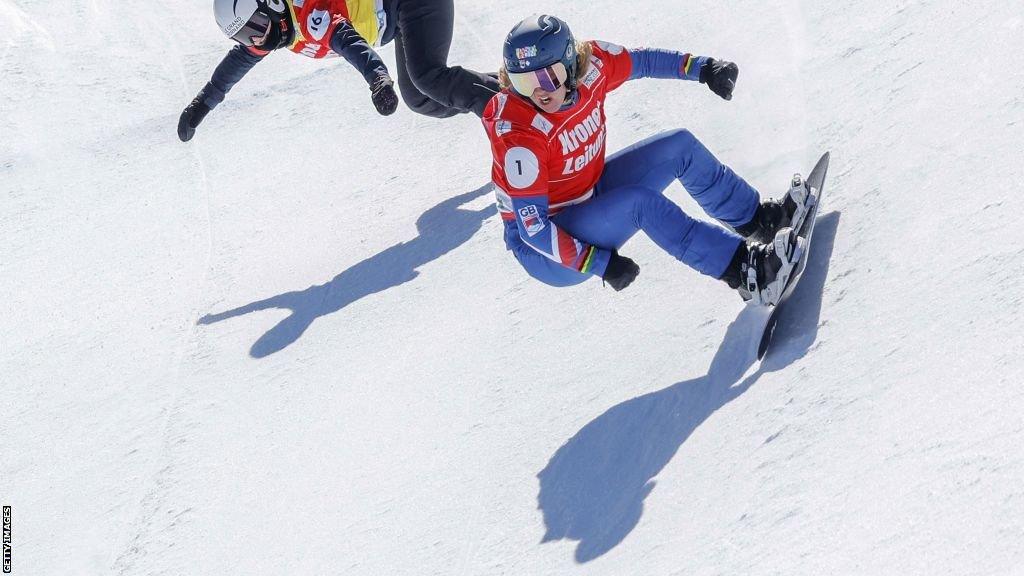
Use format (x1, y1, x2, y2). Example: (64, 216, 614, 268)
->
(198, 185, 495, 358)
(536, 211, 841, 563)
(761, 211, 841, 364)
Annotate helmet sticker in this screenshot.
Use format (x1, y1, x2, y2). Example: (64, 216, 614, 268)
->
(504, 147, 540, 189)
(226, 16, 246, 37)
(515, 46, 539, 59)
(265, 0, 287, 14)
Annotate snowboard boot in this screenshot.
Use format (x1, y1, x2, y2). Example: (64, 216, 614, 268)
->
(725, 228, 804, 306)
(735, 174, 812, 244)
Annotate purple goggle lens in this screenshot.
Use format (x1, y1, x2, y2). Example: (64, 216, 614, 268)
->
(507, 63, 569, 97)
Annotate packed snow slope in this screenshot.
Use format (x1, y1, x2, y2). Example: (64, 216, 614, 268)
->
(4, 0, 1024, 574)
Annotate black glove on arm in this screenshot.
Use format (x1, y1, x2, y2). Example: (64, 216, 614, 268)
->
(699, 58, 739, 101)
(178, 83, 225, 142)
(603, 252, 640, 291)
(177, 97, 211, 142)
(370, 75, 399, 116)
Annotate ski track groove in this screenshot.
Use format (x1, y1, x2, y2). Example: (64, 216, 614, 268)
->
(0, 37, 13, 73)
(111, 9, 219, 572)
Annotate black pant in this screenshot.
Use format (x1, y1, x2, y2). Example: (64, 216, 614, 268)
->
(392, 0, 499, 118)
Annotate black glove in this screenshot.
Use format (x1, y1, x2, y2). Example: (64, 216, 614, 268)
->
(699, 58, 739, 101)
(177, 98, 211, 142)
(370, 75, 399, 116)
(602, 252, 640, 291)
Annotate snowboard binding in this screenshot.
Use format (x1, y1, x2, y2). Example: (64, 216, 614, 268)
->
(737, 173, 814, 244)
(739, 227, 806, 306)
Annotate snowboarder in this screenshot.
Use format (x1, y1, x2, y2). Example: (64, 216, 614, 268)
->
(482, 14, 810, 305)
(178, 0, 500, 142)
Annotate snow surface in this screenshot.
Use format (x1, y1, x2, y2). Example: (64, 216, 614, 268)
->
(3, 0, 1024, 574)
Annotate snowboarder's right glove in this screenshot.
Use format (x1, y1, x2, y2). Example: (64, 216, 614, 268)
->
(603, 252, 640, 291)
(700, 58, 739, 101)
(177, 98, 212, 142)
(371, 75, 399, 116)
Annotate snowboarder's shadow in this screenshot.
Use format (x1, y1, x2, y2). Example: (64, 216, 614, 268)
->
(537, 211, 841, 563)
(198, 185, 495, 358)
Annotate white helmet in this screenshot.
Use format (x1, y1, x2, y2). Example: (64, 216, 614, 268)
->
(214, 0, 290, 48)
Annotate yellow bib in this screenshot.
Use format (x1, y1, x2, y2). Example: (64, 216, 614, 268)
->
(345, 0, 388, 46)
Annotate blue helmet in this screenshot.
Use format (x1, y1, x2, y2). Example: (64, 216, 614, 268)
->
(503, 15, 578, 90)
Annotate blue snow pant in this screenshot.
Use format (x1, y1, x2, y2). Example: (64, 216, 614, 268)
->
(503, 128, 760, 287)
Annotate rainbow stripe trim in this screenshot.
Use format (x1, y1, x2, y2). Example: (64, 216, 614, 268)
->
(681, 53, 694, 76)
(577, 245, 597, 273)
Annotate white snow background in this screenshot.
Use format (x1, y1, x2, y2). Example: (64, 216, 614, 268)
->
(3, 0, 1024, 574)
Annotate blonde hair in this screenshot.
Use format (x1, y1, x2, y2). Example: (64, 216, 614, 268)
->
(498, 41, 594, 90)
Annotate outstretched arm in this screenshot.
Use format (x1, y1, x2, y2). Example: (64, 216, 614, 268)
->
(329, 19, 388, 84)
(178, 46, 267, 142)
(628, 48, 708, 81)
(627, 47, 738, 100)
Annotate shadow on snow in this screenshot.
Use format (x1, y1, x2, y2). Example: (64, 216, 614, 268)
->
(537, 211, 841, 562)
(198, 185, 495, 358)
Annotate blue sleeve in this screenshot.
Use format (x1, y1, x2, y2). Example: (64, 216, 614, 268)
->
(510, 194, 610, 277)
(200, 45, 266, 110)
(627, 48, 708, 82)
(330, 20, 389, 85)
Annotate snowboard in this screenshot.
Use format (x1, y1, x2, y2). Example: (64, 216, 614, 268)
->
(756, 151, 831, 359)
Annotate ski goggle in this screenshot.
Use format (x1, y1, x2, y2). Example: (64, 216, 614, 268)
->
(507, 62, 569, 97)
(229, 10, 273, 47)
